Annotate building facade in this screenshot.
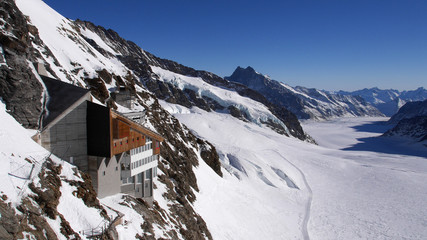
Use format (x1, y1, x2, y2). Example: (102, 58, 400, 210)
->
(35, 72, 163, 199)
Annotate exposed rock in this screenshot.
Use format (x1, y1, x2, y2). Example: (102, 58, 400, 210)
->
(387, 100, 427, 124)
(137, 93, 218, 239)
(85, 76, 110, 103)
(0, 0, 43, 128)
(384, 116, 427, 143)
(66, 169, 109, 219)
(29, 159, 62, 219)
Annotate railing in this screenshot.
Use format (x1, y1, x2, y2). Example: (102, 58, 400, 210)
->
(80, 212, 124, 239)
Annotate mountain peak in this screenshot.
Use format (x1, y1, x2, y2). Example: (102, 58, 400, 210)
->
(235, 66, 257, 74)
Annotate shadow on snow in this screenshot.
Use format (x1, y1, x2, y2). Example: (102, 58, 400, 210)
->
(343, 121, 427, 158)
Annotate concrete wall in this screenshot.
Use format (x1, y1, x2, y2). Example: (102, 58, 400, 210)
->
(41, 100, 88, 170)
(95, 155, 122, 198)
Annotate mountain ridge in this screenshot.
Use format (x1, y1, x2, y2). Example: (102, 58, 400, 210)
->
(338, 87, 427, 116)
(225, 66, 384, 120)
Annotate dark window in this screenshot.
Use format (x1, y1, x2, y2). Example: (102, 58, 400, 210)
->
(103, 171, 106, 176)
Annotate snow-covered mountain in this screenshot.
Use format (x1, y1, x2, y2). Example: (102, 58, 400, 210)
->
(1, 0, 426, 239)
(0, 0, 312, 238)
(225, 66, 383, 120)
(338, 87, 427, 116)
(383, 100, 427, 144)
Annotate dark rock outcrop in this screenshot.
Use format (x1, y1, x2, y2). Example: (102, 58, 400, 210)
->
(387, 100, 427, 124)
(384, 116, 427, 142)
(0, 0, 43, 128)
(384, 100, 427, 144)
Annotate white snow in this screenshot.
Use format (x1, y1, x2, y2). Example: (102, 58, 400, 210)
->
(151, 66, 290, 134)
(161, 101, 427, 240)
(0, 101, 107, 239)
(15, 0, 129, 86)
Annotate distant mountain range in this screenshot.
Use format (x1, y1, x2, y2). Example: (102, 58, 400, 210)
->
(338, 87, 427, 116)
(225, 66, 383, 120)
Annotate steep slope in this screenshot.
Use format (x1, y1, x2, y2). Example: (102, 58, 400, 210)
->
(0, 0, 44, 128)
(383, 100, 427, 144)
(1, 0, 224, 238)
(387, 99, 427, 124)
(338, 87, 427, 116)
(225, 66, 383, 120)
(0, 102, 112, 240)
(384, 116, 427, 143)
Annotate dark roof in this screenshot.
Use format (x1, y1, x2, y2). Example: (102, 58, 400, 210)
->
(41, 76, 90, 128)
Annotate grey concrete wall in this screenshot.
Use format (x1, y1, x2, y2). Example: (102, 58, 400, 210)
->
(96, 155, 121, 198)
(41, 101, 88, 170)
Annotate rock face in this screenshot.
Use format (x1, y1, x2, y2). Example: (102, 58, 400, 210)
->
(384, 100, 427, 143)
(387, 100, 427, 124)
(0, 0, 43, 128)
(338, 87, 427, 116)
(384, 116, 427, 143)
(226, 66, 383, 120)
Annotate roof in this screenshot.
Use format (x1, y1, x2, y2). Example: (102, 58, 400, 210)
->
(111, 110, 164, 142)
(41, 76, 90, 128)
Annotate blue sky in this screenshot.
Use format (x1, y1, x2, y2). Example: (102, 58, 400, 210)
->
(44, 0, 426, 91)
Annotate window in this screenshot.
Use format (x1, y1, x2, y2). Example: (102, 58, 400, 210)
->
(103, 171, 105, 176)
(115, 166, 118, 171)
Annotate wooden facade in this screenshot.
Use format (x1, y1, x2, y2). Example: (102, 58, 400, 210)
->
(110, 111, 164, 156)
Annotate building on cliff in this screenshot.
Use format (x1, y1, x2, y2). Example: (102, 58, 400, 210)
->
(33, 64, 163, 199)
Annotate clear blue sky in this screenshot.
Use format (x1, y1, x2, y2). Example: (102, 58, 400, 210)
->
(43, 0, 426, 91)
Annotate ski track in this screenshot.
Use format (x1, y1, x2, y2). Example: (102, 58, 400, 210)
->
(274, 150, 313, 240)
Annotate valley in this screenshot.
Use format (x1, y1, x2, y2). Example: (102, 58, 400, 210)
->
(161, 101, 427, 239)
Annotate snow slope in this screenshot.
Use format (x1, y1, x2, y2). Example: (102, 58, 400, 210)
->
(15, 0, 129, 86)
(162, 101, 427, 240)
(0, 101, 108, 239)
(152, 66, 291, 134)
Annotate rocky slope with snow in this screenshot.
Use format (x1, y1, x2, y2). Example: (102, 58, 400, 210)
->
(71, 20, 312, 142)
(0, 0, 224, 238)
(338, 87, 427, 116)
(225, 66, 383, 120)
(1, 0, 426, 239)
(383, 100, 427, 144)
(0, 0, 315, 238)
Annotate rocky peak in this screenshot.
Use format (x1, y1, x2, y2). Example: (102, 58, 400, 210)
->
(226, 66, 269, 89)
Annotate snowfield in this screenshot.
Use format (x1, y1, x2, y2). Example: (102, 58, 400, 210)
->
(161, 101, 427, 240)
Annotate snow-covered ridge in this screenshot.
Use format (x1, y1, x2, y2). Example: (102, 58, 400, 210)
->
(15, 0, 129, 86)
(226, 66, 383, 120)
(151, 66, 291, 135)
(338, 87, 427, 116)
